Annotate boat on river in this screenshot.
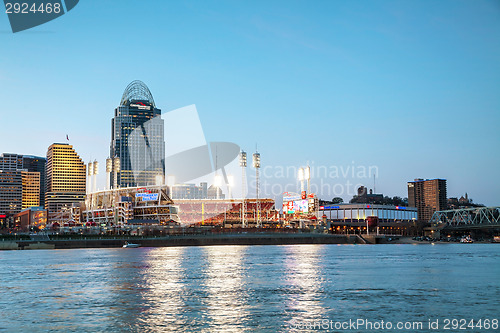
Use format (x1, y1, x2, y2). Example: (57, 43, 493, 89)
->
(123, 242, 141, 248)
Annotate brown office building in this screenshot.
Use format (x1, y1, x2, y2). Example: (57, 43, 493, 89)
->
(408, 178, 447, 223)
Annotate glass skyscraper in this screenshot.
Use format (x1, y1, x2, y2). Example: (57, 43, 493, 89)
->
(110, 80, 165, 188)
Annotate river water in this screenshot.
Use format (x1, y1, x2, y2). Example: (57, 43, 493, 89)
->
(1, 244, 499, 332)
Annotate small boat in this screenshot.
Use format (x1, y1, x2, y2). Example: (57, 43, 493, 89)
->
(460, 236, 473, 243)
(123, 242, 141, 248)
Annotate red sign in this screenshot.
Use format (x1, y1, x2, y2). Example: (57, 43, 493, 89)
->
(0, 214, 6, 218)
(301, 191, 306, 199)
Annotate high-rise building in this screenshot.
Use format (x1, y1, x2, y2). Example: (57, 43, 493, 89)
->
(0, 170, 22, 216)
(45, 143, 86, 219)
(0, 153, 23, 170)
(408, 178, 447, 223)
(0, 153, 46, 208)
(22, 171, 40, 209)
(22, 155, 46, 207)
(110, 80, 165, 188)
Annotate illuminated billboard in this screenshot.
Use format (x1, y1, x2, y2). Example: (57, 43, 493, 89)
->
(283, 199, 309, 214)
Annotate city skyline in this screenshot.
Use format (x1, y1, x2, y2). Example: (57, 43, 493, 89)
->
(1, 0, 499, 205)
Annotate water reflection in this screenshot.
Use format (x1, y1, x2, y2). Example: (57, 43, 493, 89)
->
(138, 247, 187, 331)
(201, 245, 249, 332)
(282, 245, 327, 326)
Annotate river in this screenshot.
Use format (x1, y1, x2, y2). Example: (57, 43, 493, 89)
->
(1, 244, 499, 332)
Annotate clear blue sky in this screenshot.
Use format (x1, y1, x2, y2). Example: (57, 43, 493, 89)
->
(1, 0, 499, 205)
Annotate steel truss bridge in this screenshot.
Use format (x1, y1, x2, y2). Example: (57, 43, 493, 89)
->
(429, 206, 500, 229)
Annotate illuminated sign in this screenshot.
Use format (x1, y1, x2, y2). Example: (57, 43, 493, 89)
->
(130, 102, 151, 110)
(0, 214, 6, 218)
(283, 192, 301, 202)
(284, 199, 310, 214)
(135, 193, 159, 201)
(322, 206, 340, 210)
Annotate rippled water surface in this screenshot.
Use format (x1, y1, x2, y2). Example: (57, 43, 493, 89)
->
(1, 244, 499, 332)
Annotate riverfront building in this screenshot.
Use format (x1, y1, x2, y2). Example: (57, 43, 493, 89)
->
(21, 171, 40, 209)
(110, 80, 165, 188)
(13, 207, 47, 232)
(319, 203, 418, 235)
(45, 143, 86, 221)
(0, 170, 23, 216)
(0, 153, 46, 208)
(21, 155, 46, 207)
(407, 178, 447, 223)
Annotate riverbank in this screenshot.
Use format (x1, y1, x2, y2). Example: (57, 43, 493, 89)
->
(3, 233, 496, 250)
(1, 233, 380, 250)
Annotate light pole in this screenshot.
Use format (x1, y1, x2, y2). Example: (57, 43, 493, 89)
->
(253, 152, 261, 227)
(240, 151, 247, 228)
(298, 167, 304, 193)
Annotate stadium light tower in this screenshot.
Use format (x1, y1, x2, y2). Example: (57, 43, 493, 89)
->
(93, 160, 99, 193)
(240, 151, 247, 228)
(298, 167, 305, 193)
(106, 158, 112, 190)
(253, 152, 261, 227)
(87, 161, 94, 194)
(305, 166, 311, 195)
(113, 157, 120, 189)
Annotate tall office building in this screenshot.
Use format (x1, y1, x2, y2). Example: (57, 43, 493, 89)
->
(0, 153, 46, 213)
(408, 178, 447, 223)
(0, 153, 23, 170)
(45, 144, 86, 217)
(22, 155, 46, 207)
(0, 154, 46, 207)
(0, 170, 22, 215)
(22, 171, 40, 209)
(110, 80, 165, 188)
